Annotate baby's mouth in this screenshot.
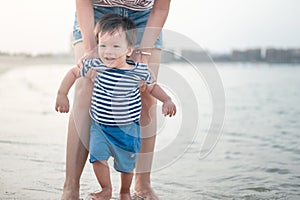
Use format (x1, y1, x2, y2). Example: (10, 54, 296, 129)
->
(105, 57, 115, 61)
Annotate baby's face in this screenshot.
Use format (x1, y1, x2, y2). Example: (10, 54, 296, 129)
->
(98, 29, 133, 68)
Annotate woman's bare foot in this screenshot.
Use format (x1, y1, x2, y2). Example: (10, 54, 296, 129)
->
(61, 183, 80, 200)
(120, 192, 131, 200)
(133, 187, 159, 200)
(88, 188, 112, 200)
(61, 191, 79, 200)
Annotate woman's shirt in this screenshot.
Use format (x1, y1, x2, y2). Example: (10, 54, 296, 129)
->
(81, 58, 155, 126)
(93, 0, 154, 11)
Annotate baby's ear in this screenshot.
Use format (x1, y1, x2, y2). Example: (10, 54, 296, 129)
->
(126, 46, 134, 57)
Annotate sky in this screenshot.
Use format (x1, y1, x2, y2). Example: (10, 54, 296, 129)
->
(0, 0, 299, 54)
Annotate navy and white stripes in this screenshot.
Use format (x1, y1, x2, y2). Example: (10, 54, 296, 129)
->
(93, 0, 154, 11)
(81, 58, 155, 125)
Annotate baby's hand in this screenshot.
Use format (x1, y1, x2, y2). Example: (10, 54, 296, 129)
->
(55, 93, 70, 113)
(162, 99, 176, 117)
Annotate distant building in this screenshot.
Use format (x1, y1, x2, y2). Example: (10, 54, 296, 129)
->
(181, 49, 210, 62)
(231, 49, 262, 62)
(265, 48, 288, 63)
(265, 48, 300, 63)
(287, 49, 300, 63)
(231, 50, 247, 61)
(210, 53, 232, 62)
(247, 49, 262, 61)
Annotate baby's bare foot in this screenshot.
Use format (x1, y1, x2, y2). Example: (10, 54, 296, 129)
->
(88, 188, 112, 200)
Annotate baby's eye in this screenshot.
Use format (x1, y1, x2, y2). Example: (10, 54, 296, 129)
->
(99, 44, 106, 48)
(113, 45, 120, 48)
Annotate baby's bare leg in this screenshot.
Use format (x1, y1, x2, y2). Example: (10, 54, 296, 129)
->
(89, 161, 112, 200)
(120, 172, 134, 200)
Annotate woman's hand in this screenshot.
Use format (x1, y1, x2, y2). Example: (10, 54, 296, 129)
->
(77, 46, 98, 68)
(85, 68, 98, 82)
(131, 48, 152, 64)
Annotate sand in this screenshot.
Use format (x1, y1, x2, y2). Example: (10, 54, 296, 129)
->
(0, 55, 140, 199)
(0, 55, 76, 199)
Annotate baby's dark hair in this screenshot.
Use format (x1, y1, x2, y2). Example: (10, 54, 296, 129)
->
(94, 13, 137, 47)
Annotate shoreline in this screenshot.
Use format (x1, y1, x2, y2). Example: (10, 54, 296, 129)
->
(1, 54, 299, 75)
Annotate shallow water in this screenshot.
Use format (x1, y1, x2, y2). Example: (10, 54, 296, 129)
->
(0, 63, 299, 199)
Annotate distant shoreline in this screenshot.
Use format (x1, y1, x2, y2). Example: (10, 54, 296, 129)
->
(0, 54, 74, 73)
(1, 53, 299, 75)
(2, 46, 300, 64)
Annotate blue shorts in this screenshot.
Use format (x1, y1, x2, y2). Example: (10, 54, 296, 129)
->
(73, 6, 163, 49)
(89, 120, 141, 173)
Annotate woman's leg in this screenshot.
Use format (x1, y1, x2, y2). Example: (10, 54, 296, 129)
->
(135, 49, 161, 199)
(61, 42, 93, 200)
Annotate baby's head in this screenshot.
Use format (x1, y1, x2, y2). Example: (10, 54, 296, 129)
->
(94, 13, 137, 67)
(94, 13, 137, 48)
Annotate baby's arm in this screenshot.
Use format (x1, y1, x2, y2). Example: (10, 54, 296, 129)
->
(55, 66, 81, 113)
(147, 84, 176, 117)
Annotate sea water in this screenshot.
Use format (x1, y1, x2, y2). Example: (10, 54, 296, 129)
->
(0, 62, 299, 199)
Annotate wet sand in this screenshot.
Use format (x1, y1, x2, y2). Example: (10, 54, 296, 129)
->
(0, 55, 74, 199)
(0, 55, 136, 199)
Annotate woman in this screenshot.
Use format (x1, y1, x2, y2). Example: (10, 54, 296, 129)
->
(62, 0, 170, 199)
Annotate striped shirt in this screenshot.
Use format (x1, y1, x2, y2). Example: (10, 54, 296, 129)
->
(93, 0, 154, 11)
(81, 58, 155, 126)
